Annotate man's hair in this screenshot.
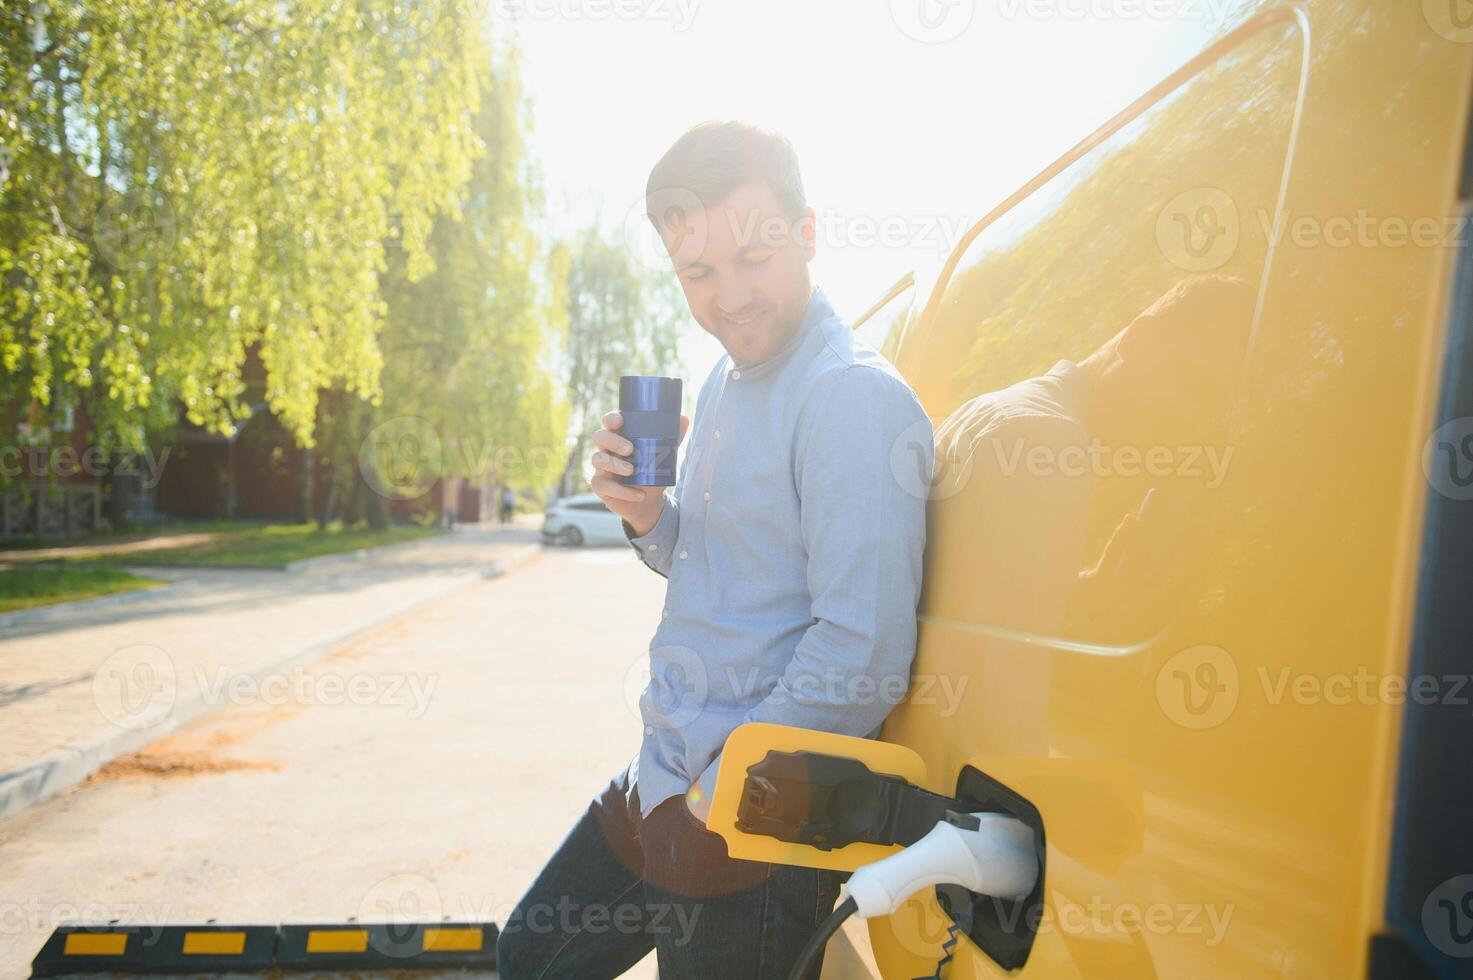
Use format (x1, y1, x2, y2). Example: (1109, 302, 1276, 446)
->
(645, 121, 807, 228)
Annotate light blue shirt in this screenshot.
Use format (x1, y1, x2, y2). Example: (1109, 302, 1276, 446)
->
(623, 286, 932, 820)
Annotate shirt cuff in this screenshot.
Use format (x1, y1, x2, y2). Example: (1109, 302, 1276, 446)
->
(686, 751, 721, 825)
(623, 491, 678, 576)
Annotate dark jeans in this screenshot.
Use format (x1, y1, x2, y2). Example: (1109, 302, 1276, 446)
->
(497, 761, 849, 979)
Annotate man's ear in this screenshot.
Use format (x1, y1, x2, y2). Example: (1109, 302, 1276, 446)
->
(796, 207, 817, 262)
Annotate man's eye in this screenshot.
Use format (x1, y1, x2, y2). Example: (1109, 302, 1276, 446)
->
(744, 252, 774, 265)
(683, 269, 711, 282)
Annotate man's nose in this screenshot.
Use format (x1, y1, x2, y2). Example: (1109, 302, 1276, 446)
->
(714, 274, 756, 316)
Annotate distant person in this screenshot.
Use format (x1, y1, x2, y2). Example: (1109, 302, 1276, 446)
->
(497, 122, 930, 980)
(499, 486, 515, 524)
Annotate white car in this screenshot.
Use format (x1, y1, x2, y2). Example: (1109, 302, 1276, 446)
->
(541, 493, 626, 547)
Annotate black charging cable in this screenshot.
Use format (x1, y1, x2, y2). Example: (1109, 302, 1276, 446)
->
(786, 895, 859, 980)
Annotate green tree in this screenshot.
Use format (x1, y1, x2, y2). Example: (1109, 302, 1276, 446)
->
(0, 0, 489, 466)
(557, 227, 683, 498)
(364, 42, 570, 524)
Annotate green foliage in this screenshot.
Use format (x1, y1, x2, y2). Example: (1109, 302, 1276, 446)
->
(373, 42, 570, 499)
(1, 0, 490, 457)
(558, 225, 683, 494)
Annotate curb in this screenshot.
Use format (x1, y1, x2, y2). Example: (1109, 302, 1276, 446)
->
(0, 531, 466, 631)
(0, 578, 187, 635)
(0, 542, 541, 824)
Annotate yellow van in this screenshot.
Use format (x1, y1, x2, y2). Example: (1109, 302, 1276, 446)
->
(803, 1, 1473, 976)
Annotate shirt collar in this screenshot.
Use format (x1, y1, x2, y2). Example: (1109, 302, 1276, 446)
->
(728, 287, 832, 382)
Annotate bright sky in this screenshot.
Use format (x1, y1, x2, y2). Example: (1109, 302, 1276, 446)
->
(501, 0, 1242, 383)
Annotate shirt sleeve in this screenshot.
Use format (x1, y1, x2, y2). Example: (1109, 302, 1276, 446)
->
(740, 364, 932, 741)
(623, 492, 679, 578)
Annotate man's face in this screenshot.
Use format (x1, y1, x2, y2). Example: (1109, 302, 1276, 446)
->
(655, 179, 816, 366)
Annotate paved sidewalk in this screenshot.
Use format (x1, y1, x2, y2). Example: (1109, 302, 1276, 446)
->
(0, 517, 545, 821)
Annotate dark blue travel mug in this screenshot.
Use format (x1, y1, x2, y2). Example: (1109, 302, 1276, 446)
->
(619, 375, 683, 487)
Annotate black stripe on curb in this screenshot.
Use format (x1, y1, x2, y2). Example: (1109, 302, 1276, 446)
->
(29, 921, 499, 976)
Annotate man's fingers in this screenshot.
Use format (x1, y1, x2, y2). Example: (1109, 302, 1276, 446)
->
(592, 473, 646, 503)
(592, 427, 633, 456)
(602, 410, 624, 430)
(591, 449, 633, 477)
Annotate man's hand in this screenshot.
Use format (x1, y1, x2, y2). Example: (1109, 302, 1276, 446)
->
(590, 410, 690, 536)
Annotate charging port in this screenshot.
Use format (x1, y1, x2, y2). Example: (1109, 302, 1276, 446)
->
(934, 766, 1048, 971)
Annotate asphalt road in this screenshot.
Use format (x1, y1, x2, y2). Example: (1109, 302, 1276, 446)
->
(0, 544, 667, 978)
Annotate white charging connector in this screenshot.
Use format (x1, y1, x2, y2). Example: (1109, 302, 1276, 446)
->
(842, 813, 1039, 919)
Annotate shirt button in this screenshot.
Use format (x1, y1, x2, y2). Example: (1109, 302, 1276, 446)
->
(703, 491, 710, 501)
(679, 550, 688, 559)
(730, 369, 741, 379)
(649, 544, 658, 551)
(644, 725, 654, 735)
(714, 429, 721, 439)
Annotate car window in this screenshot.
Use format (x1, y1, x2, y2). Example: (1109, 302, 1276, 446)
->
(899, 12, 1306, 651)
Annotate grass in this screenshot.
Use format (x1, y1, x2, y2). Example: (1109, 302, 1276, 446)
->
(0, 562, 168, 615)
(118, 520, 443, 568)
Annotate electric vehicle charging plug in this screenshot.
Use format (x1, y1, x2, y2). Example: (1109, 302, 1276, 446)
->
(787, 813, 1039, 980)
(843, 811, 1038, 918)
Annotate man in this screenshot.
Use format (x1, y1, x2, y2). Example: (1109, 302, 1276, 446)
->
(497, 122, 931, 978)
